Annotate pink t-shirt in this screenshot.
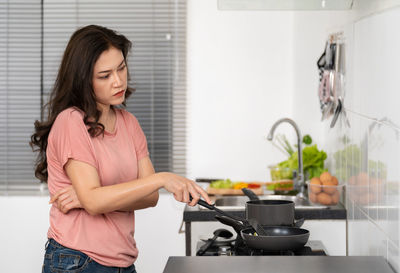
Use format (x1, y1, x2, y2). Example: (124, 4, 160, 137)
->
(46, 107, 149, 267)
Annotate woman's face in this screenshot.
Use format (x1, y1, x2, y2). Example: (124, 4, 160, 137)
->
(92, 47, 128, 110)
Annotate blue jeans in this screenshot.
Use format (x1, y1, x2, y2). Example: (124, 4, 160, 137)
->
(42, 239, 137, 273)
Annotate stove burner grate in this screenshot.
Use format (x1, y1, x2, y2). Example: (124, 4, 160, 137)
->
(196, 238, 327, 256)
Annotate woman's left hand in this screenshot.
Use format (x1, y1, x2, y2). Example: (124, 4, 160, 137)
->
(49, 185, 82, 214)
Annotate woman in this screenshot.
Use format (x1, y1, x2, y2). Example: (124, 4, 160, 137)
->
(30, 25, 211, 273)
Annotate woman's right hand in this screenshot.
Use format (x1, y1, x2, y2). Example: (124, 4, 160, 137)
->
(49, 185, 82, 214)
(157, 172, 212, 206)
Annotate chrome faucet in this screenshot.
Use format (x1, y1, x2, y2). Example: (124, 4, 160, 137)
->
(267, 118, 306, 198)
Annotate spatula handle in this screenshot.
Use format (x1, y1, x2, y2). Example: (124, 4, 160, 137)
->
(194, 198, 247, 223)
(197, 199, 215, 210)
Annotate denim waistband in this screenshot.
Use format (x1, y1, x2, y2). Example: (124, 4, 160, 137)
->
(45, 238, 67, 250)
(44, 238, 136, 272)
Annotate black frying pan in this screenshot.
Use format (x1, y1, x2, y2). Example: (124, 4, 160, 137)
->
(197, 199, 310, 251)
(240, 226, 309, 251)
(214, 214, 309, 251)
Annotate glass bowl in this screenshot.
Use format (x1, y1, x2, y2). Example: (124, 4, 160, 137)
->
(306, 180, 344, 206)
(268, 165, 292, 181)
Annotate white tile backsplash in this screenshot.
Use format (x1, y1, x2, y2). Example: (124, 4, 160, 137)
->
(352, 7, 400, 126)
(388, 240, 400, 273)
(348, 207, 369, 255)
(321, 4, 400, 272)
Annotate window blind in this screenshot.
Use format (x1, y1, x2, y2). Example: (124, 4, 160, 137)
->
(0, 0, 187, 193)
(0, 0, 42, 192)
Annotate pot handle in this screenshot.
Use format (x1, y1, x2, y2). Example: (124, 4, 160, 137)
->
(241, 188, 260, 201)
(294, 218, 305, 228)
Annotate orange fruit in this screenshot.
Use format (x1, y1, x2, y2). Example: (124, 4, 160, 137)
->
(320, 172, 332, 184)
(310, 177, 322, 194)
(317, 192, 332, 205)
(331, 190, 340, 205)
(322, 180, 337, 194)
(331, 176, 339, 185)
(309, 192, 317, 203)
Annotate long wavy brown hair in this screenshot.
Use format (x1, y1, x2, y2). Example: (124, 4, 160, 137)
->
(30, 25, 135, 183)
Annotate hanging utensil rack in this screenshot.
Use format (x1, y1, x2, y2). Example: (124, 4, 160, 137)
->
(317, 31, 350, 128)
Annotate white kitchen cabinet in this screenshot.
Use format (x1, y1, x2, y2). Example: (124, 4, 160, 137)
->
(133, 193, 187, 273)
(0, 195, 50, 273)
(301, 220, 346, 255)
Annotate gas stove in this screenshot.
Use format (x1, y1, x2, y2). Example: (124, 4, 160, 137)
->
(196, 238, 328, 256)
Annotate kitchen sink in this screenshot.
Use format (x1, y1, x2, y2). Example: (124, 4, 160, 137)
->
(201, 195, 328, 210)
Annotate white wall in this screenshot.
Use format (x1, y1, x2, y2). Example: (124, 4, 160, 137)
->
(186, 0, 295, 182)
(291, 11, 349, 141)
(186, 0, 348, 182)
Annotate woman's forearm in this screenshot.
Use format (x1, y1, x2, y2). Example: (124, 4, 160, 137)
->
(82, 174, 163, 215)
(118, 191, 159, 212)
(50, 180, 160, 214)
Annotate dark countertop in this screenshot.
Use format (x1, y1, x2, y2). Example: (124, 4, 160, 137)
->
(183, 203, 346, 222)
(163, 256, 394, 273)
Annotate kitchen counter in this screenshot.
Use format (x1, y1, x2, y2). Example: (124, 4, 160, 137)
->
(163, 256, 394, 273)
(183, 203, 346, 255)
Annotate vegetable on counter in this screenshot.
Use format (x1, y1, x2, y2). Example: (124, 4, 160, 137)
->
(210, 179, 261, 190)
(207, 179, 263, 195)
(302, 134, 312, 145)
(233, 182, 248, 189)
(266, 180, 293, 191)
(247, 183, 261, 189)
(210, 179, 234, 189)
(278, 144, 327, 179)
(271, 133, 327, 180)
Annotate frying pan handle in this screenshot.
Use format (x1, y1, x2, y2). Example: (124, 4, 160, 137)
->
(215, 215, 246, 234)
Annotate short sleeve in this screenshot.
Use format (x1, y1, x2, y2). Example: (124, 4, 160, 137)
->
(121, 110, 149, 160)
(48, 108, 98, 170)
